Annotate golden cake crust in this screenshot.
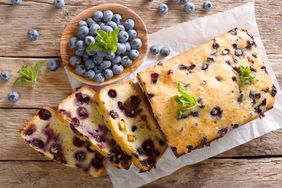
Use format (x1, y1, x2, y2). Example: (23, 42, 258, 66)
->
(137, 28, 276, 156)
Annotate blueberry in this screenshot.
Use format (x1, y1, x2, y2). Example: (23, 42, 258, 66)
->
(93, 11, 103, 22)
(89, 24, 101, 36)
(107, 21, 118, 29)
(112, 56, 121, 64)
(184, 2, 196, 13)
(87, 18, 96, 27)
(112, 64, 124, 75)
(118, 31, 129, 43)
(180, 0, 190, 3)
(27, 29, 39, 41)
(100, 60, 111, 70)
(118, 25, 125, 31)
(94, 66, 103, 73)
(69, 56, 81, 66)
(69, 37, 78, 49)
(53, 0, 64, 8)
(96, 51, 107, 58)
(103, 69, 114, 79)
(117, 43, 126, 55)
(112, 14, 122, 24)
(203, 1, 213, 11)
(121, 56, 133, 67)
(8, 91, 20, 103)
(76, 65, 86, 75)
(75, 49, 84, 56)
(124, 19, 135, 30)
(78, 20, 87, 27)
(150, 45, 159, 55)
(11, 0, 22, 5)
(129, 50, 140, 60)
(93, 55, 103, 65)
(77, 26, 89, 39)
(101, 25, 113, 33)
(0, 71, 10, 81)
(125, 42, 131, 51)
(158, 3, 169, 14)
(84, 70, 95, 79)
(99, 22, 105, 27)
(76, 40, 85, 50)
(85, 36, 95, 46)
(160, 47, 170, 56)
(94, 73, 105, 83)
(105, 52, 115, 60)
(103, 10, 113, 22)
(171, 0, 180, 3)
(86, 50, 96, 56)
(85, 59, 95, 70)
(47, 59, 60, 71)
(131, 38, 142, 49)
(128, 29, 137, 40)
(82, 54, 89, 61)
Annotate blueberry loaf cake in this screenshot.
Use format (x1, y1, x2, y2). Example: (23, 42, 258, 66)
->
(137, 28, 276, 156)
(94, 81, 167, 171)
(58, 86, 131, 169)
(20, 107, 106, 177)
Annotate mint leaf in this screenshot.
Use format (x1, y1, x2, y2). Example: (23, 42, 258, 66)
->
(239, 65, 255, 85)
(174, 82, 197, 118)
(86, 28, 120, 54)
(14, 61, 43, 85)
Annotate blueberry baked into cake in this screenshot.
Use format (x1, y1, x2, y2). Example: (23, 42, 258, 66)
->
(94, 81, 168, 171)
(137, 28, 276, 156)
(20, 107, 106, 177)
(58, 86, 132, 169)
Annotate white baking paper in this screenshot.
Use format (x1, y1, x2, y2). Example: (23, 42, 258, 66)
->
(65, 2, 282, 188)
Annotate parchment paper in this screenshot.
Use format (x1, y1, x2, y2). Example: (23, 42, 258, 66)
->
(65, 2, 282, 188)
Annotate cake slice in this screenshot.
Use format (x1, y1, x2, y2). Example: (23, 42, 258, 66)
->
(58, 86, 131, 169)
(137, 28, 276, 157)
(20, 107, 106, 177)
(94, 81, 167, 172)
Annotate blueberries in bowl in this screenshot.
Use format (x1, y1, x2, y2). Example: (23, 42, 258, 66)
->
(68, 10, 143, 83)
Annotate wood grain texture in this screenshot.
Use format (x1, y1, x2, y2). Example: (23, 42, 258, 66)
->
(60, 3, 148, 86)
(1, 108, 282, 161)
(1, 158, 282, 188)
(0, 57, 72, 108)
(0, 0, 281, 57)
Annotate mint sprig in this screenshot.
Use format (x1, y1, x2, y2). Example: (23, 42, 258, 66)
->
(86, 28, 120, 54)
(174, 82, 197, 118)
(239, 65, 255, 85)
(14, 61, 43, 85)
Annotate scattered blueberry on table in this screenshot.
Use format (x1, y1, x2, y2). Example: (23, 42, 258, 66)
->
(0, 71, 10, 81)
(53, 0, 65, 9)
(68, 10, 142, 83)
(27, 29, 39, 41)
(8, 91, 20, 103)
(171, 0, 180, 3)
(158, 3, 169, 14)
(11, 0, 22, 5)
(184, 2, 196, 13)
(149, 45, 160, 55)
(203, 1, 213, 11)
(160, 47, 170, 57)
(47, 59, 61, 71)
(180, 0, 190, 4)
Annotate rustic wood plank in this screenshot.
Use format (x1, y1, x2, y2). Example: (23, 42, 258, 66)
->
(0, 0, 281, 56)
(1, 158, 282, 188)
(0, 57, 72, 108)
(1, 108, 282, 160)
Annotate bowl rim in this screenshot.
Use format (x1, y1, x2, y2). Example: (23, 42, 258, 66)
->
(60, 3, 148, 86)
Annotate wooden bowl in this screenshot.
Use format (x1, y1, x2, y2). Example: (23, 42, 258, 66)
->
(60, 4, 148, 86)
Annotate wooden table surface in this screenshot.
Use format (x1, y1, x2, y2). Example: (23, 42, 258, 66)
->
(0, 0, 281, 187)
